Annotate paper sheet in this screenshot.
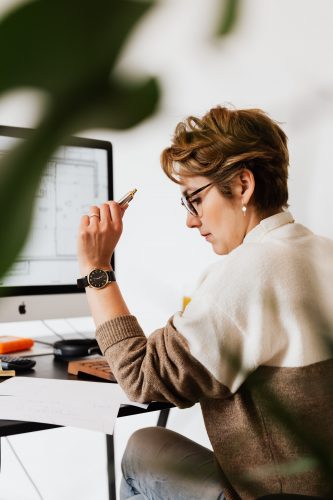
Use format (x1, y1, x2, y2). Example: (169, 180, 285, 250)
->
(0, 377, 147, 434)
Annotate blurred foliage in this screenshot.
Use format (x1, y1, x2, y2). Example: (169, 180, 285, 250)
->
(0, 0, 159, 280)
(0, 0, 243, 281)
(216, 0, 240, 37)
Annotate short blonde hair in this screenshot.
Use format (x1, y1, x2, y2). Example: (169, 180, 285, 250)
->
(161, 106, 289, 211)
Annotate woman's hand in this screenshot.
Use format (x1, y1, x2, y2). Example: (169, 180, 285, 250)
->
(77, 201, 127, 276)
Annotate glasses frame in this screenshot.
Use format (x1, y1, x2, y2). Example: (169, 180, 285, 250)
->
(181, 182, 213, 217)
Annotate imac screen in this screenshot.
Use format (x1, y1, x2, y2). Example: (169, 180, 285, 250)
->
(0, 126, 113, 321)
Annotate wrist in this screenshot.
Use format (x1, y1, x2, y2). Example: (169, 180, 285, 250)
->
(77, 268, 116, 290)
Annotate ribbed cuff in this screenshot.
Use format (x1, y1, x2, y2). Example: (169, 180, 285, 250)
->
(96, 315, 145, 354)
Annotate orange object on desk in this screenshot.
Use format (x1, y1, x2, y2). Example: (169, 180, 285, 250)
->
(0, 336, 34, 354)
(68, 358, 116, 382)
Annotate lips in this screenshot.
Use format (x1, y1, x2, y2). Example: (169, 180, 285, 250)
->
(201, 232, 212, 240)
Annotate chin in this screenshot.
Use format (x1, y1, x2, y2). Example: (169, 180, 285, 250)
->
(212, 242, 229, 255)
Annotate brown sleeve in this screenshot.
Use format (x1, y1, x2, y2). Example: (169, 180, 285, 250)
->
(96, 314, 230, 408)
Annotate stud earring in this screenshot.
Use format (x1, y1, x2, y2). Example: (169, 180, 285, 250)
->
(242, 204, 247, 216)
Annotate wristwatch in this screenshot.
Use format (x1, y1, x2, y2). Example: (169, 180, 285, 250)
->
(77, 269, 116, 289)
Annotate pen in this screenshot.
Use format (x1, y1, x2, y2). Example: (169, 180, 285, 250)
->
(117, 189, 137, 206)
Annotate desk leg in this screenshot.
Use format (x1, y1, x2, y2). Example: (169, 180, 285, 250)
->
(156, 408, 170, 428)
(106, 434, 116, 500)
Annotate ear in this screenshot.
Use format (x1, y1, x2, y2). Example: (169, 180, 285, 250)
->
(238, 168, 255, 204)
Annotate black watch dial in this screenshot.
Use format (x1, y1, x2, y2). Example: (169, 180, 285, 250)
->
(87, 269, 108, 288)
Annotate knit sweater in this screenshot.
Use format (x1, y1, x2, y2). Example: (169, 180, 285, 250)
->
(96, 211, 333, 499)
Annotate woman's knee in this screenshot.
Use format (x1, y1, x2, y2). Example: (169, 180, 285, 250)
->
(122, 427, 165, 477)
(121, 427, 226, 500)
(123, 427, 161, 457)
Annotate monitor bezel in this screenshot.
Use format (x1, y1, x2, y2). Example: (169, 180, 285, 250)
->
(0, 124, 114, 298)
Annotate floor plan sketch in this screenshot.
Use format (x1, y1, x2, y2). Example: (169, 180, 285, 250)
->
(1, 138, 108, 286)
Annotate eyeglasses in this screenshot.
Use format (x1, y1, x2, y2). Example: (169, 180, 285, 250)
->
(181, 182, 213, 217)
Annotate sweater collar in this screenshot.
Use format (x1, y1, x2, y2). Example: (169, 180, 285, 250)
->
(243, 211, 295, 244)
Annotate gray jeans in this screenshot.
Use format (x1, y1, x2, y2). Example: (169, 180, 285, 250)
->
(120, 427, 225, 500)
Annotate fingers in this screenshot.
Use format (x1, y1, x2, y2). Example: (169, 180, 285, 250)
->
(88, 205, 100, 226)
(78, 202, 122, 272)
(89, 206, 99, 216)
(107, 201, 123, 230)
(83, 202, 125, 227)
(80, 214, 90, 230)
(99, 203, 111, 224)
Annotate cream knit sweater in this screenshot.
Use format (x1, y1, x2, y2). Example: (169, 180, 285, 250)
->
(97, 211, 333, 499)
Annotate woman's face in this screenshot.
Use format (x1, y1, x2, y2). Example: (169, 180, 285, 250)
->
(180, 174, 256, 255)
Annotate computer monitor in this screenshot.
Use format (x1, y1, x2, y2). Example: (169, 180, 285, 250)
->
(0, 125, 113, 322)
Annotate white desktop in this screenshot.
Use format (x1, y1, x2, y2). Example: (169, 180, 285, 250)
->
(0, 126, 113, 324)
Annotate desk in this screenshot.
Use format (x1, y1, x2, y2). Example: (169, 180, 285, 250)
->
(0, 354, 172, 500)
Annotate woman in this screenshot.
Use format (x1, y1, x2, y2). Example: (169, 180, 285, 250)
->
(77, 106, 333, 499)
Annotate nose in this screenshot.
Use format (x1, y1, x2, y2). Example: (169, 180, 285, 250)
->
(186, 212, 201, 228)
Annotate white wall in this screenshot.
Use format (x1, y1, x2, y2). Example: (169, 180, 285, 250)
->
(1, 0, 333, 498)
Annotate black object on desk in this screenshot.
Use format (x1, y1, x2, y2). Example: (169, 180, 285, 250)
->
(0, 356, 36, 372)
(53, 338, 101, 360)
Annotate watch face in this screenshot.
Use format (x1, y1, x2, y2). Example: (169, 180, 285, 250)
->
(87, 269, 108, 288)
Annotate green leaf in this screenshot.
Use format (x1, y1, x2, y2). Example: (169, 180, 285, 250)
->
(65, 76, 160, 131)
(216, 0, 240, 37)
(0, 0, 154, 96)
